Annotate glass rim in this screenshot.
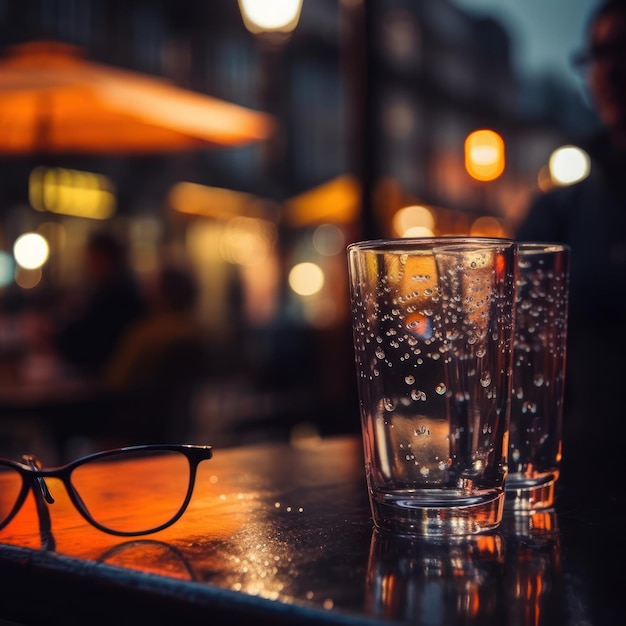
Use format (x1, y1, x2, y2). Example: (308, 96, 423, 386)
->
(517, 242, 571, 255)
(347, 236, 514, 254)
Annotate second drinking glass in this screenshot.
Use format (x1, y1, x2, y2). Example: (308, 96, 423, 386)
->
(506, 242, 570, 512)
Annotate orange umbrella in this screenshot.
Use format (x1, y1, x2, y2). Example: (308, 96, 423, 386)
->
(0, 40, 275, 155)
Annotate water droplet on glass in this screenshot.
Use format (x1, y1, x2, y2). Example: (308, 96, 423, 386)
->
(383, 397, 397, 411)
(435, 383, 446, 395)
(411, 389, 426, 401)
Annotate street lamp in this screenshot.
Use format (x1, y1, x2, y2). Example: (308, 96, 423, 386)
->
(237, 0, 303, 39)
(236, 0, 304, 192)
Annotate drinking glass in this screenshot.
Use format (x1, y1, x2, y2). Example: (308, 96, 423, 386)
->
(348, 237, 517, 536)
(506, 242, 570, 511)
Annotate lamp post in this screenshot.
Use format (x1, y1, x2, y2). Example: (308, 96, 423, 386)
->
(236, 0, 304, 198)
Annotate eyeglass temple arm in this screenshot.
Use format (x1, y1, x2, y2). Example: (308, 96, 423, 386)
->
(22, 454, 56, 551)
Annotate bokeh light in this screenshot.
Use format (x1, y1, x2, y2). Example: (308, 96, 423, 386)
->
(312, 224, 345, 256)
(13, 233, 49, 270)
(465, 129, 505, 181)
(15, 266, 42, 289)
(549, 145, 590, 186)
(220, 217, 276, 266)
(537, 164, 553, 192)
(469, 215, 508, 238)
(238, 0, 303, 33)
(288, 262, 324, 296)
(393, 205, 435, 237)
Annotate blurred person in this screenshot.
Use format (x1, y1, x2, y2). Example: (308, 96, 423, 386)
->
(515, 0, 626, 491)
(52, 230, 147, 375)
(97, 260, 212, 446)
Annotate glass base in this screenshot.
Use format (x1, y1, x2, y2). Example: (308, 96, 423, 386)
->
(504, 472, 558, 513)
(370, 489, 504, 537)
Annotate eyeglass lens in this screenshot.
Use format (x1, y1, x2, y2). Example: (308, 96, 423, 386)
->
(0, 464, 24, 526)
(71, 449, 193, 534)
(0, 449, 196, 535)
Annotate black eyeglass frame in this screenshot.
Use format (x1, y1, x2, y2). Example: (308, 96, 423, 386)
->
(0, 444, 213, 537)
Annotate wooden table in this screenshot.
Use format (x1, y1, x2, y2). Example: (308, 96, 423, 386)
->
(0, 435, 621, 625)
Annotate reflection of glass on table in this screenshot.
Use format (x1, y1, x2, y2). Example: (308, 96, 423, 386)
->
(366, 530, 504, 624)
(502, 510, 562, 626)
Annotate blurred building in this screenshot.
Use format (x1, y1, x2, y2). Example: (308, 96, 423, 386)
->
(0, 0, 597, 444)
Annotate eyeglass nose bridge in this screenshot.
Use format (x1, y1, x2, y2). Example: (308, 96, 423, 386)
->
(22, 454, 55, 504)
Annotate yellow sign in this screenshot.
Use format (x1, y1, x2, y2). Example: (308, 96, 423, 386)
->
(29, 166, 116, 220)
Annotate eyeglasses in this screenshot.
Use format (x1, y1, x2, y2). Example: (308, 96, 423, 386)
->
(0, 444, 213, 537)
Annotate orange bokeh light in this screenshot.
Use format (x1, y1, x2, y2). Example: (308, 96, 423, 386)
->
(465, 129, 505, 182)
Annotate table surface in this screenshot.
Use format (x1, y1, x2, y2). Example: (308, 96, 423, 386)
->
(0, 435, 621, 626)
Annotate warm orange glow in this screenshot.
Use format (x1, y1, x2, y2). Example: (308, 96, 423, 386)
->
(220, 216, 277, 266)
(465, 129, 505, 181)
(0, 457, 241, 553)
(288, 262, 325, 296)
(469, 216, 507, 238)
(537, 165, 553, 192)
(283, 175, 360, 226)
(495, 253, 506, 281)
(168, 182, 270, 220)
(405, 312, 430, 337)
(392, 204, 435, 237)
(0, 40, 275, 155)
